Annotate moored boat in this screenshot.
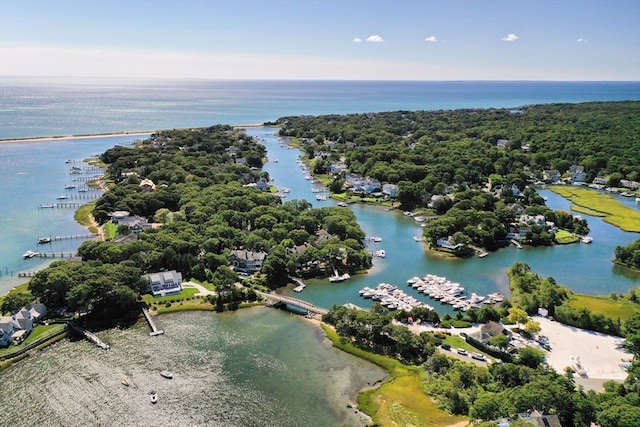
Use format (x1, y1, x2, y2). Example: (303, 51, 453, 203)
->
(37, 237, 51, 244)
(121, 378, 129, 386)
(150, 392, 158, 403)
(23, 250, 38, 259)
(160, 370, 173, 379)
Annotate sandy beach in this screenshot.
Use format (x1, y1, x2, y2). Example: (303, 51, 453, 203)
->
(0, 131, 154, 145)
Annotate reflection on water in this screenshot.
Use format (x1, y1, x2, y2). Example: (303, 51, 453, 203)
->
(0, 308, 386, 427)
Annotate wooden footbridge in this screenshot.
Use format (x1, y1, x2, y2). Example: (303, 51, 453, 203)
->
(255, 291, 328, 316)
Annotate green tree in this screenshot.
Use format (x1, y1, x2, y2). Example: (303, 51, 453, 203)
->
(1, 292, 33, 314)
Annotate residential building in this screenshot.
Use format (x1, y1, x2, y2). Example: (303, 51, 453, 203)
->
(230, 250, 267, 274)
(382, 183, 398, 198)
(139, 178, 156, 192)
(148, 270, 183, 297)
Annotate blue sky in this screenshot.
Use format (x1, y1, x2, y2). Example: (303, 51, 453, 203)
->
(1, 0, 638, 80)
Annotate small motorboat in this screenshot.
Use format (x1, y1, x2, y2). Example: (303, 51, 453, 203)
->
(121, 378, 129, 386)
(160, 370, 173, 379)
(150, 392, 158, 404)
(23, 250, 38, 259)
(37, 237, 52, 244)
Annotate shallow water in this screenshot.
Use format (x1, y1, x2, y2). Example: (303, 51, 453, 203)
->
(0, 308, 386, 427)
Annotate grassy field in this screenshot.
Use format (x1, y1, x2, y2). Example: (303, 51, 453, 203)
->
(555, 229, 579, 244)
(566, 293, 639, 323)
(549, 186, 640, 232)
(322, 325, 467, 427)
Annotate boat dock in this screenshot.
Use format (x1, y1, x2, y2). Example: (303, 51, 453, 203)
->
(32, 251, 77, 258)
(17, 270, 41, 278)
(289, 276, 307, 293)
(142, 306, 164, 336)
(69, 322, 110, 350)
(39, 202, 82, 209)
(510, 239, 523, 249)
(38, 234, 94, 242)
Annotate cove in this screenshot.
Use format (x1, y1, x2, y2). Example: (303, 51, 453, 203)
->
(250, 127, 640, 313)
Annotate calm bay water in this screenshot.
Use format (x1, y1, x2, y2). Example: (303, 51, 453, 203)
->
(0, 308, 385, 426)
(1, 79, 639, 423)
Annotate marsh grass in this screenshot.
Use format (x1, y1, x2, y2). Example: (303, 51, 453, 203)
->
(550, 186, 640, 232)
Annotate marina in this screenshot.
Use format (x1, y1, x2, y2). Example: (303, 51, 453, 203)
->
(358, 275, 504, 312)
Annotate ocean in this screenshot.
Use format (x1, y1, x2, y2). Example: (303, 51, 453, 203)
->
(2, 77, 640, 139)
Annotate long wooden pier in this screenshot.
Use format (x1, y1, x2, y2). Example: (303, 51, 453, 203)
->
(256, 291, 328, 316)
(39, 202, 82, 209)
(37, 234, 95, 242)
(69, 322, 110, 350)
(142, 307, 164, 336)
(33, 251, 77, 258)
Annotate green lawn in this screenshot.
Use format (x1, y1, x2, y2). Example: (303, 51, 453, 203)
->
(555, 229, 579, 244)
(566, 294, 639, 323)
(549, 186, 640, 232)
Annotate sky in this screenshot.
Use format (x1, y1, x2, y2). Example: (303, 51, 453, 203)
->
(1, 0, 639, 81)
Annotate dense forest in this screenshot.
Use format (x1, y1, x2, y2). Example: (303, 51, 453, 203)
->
(27, 125, 371, 321)
(275, 102, 640, 252)
(276, 101, 640, 188)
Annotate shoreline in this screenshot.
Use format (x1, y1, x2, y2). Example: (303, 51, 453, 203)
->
(0, 124, 265, 145)
(0, 131, 155, 145)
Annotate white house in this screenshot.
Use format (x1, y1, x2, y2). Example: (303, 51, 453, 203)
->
(0, 316, 14, 347)
(148, 270, 183, 297)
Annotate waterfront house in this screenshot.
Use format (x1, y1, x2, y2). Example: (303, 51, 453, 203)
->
(569, 165, 587, 182)
(543, 169, 561, 183)
(111, 211, 131, 223)
(230, 250, 267, 274)
(0, 317, 14, 347)
(592, 176, 607, 186)
(507, 203, 525, 215)
(382, 183, 398, 198)
(117, 215, 151, 233)
(27, 303, 47, 322)
(148, 270, 183, 297)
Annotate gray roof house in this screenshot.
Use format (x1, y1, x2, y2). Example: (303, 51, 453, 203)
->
(0, 317, 14, 347)
(148, 270, 183, 297)
(230, 250, 267, 274)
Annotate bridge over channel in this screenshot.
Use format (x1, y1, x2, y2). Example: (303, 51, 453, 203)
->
(255, 291, 329, 317)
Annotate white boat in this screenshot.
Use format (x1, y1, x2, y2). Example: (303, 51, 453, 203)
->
(150, 392, 158, 404)
(23, 250, 38, 259)
(160, 370, 173, 379)
(329, 273, 350, 282)
(64, 184, 76, 189)
(282, 187, 290, 193)
(315, 194, 327, 201)
(56, 195, 68, 200)
(37, 237, 51, 244)
(581, 236, 593, 244)
(121, 378, 129, 387)
(375, 250, 386, 258)
(413, 236, 423, 242)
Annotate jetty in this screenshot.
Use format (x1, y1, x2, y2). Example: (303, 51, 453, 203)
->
(69, 322, 110, 350)
(17, 271, 41, 278)
(510, 239, 523, 249)
(142, 306, 164, 336)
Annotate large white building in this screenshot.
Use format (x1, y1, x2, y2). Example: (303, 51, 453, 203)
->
(148, 270, 183, 297)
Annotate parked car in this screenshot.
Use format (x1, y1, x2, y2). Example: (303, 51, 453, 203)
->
(471, 352, 487, 361)
(456, 348, 468, 356)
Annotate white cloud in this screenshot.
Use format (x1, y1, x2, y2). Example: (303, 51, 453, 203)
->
(366, 35, 384, 43)
(502, 33, 519, 42)
(352, 37, 362, 43)
(425, 36, 438, 43)
(577, 38, 587, 43)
